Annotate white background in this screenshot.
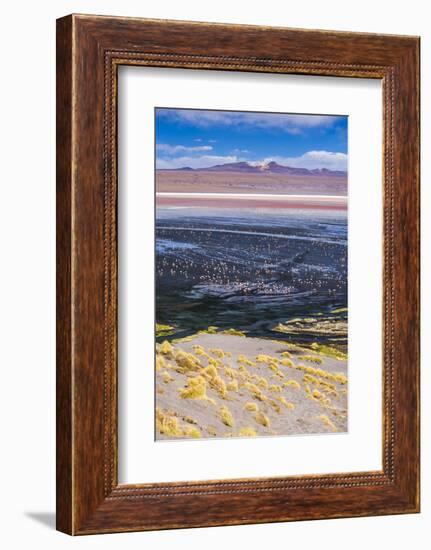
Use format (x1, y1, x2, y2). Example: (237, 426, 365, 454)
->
(0, 1, 428, 548)
(119, 67, 382, 483)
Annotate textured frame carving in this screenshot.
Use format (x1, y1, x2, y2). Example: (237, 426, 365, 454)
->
(103, 53, 394, 496)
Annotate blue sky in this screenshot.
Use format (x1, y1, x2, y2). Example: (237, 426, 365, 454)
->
(155, 108, 348, 171)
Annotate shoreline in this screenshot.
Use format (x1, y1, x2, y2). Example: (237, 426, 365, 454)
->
(156, 192, 347, 211)
(156, 311, 348, 351)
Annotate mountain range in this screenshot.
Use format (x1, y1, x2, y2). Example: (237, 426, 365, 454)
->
(159, 161, 346, 177)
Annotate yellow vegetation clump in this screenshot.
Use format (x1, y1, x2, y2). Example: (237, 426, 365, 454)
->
(200, 350, 215, 362)
(244, 402, 259, 412)
(238, 364, 251, 377)
(156, 355, 165, 371)
(257, 376, 269, 389)
(203, 364, 218, 379)
(299, 364, 347, 386)
(317, 414, 338, 431)
(227, 379, 239, 392)
(183, 426, 201, 438)
(283, 379, 301, 389)
(210, 375, 228, 398)
(319, 379, 338, 393)
(269, 384, 282, 393)
(280, 358, 294, 367)
(239, 427, 257, 437)
(237, 355, 256, 367)
(298, 355, 323, 364)
(224, 366, 238, 379)
(281, 351, 292, 358)
(159, 340, 174, 357)
(209, 348, 225, 358)
(196, 326, 218, 335)
(334, 373, 348, 385)
(172, 335, 195, 343)
(220, 406, 234, 427)
(310, 343, 347, 361)
(179, 376, 212, 402)
(304, 366, 320, 375)
(244, 382, 266, 401)
(156, 323, 175, 337)
(175, 350, 202, 373)
(277, 396, 295, 410)
(312, 388, 323, 399)
(202, 362, 228, 397)
(303, 373, 320, 386)
(156, 408, 202, 438)
(255, 411, 270, 428)
(267, 398, 282, 413)
(256, 354, 279, 365)
(304, 365, 326, 377)
(268, 364, 280, 376)
(220, 328, 247, 337)
(299, 365, 348, 388)
(273, 322, 289, 333)
(306, 387, 332, 407)
(161, 371, 174, 384)
(315, 368, 330, 378)
(156, 408, 182, 437)
(295, 364, 306, 372)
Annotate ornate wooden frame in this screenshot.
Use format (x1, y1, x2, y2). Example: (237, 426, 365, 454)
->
(56, 14, 420, 535)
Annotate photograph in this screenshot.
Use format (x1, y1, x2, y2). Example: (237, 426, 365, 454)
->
(154, 107, 348, 440)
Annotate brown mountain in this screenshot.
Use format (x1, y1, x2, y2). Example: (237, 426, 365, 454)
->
(159, 161, 346, 177)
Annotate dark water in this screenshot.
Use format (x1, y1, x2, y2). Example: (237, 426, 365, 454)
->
(155, 206, 347, 346)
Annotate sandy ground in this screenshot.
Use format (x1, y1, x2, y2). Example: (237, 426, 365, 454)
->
(156, 170, 347, 196)
(155, 333, 347, 441)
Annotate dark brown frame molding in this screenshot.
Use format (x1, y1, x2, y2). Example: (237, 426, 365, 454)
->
(56, 14, 420, 535)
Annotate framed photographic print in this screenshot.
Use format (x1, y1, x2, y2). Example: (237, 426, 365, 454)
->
(56, 14, 420, 534)
(153, 107, 349, 442)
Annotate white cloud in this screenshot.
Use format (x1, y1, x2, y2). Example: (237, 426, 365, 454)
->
(156, 150, 346, 170)
(157, 109, 341, 134)
(156, 154, 240, 169)
(261, 151, 348, 171)
(232, 148, 251, 154)
(156, 143, 212, 154)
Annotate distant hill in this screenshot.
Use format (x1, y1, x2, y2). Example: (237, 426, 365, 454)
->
(158, 160, 346, 177)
